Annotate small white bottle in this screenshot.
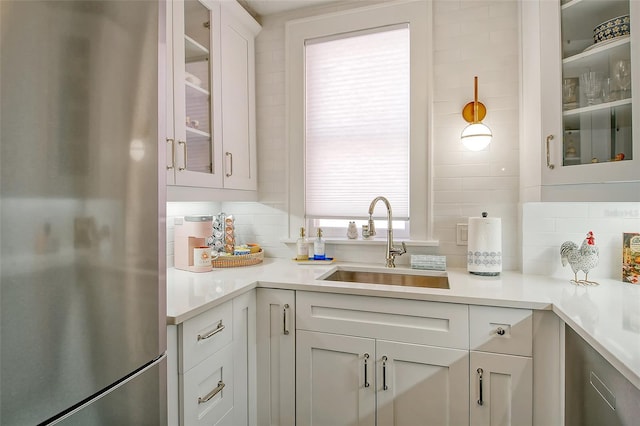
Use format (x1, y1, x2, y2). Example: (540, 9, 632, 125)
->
(313, 228, 326, 260)
(296, 227, 309, 260)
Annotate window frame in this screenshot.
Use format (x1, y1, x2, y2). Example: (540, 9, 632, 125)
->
(285, 0, 433, 241)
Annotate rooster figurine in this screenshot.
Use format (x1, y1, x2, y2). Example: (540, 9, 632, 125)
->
(561, 231, 599, 285)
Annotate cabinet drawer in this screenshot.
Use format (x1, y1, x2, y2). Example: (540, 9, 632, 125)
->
(180, 300, 233, 373)
(297, 291, 469, 349)
(469, 305, 532, 356)
(181, 343, 234, 426)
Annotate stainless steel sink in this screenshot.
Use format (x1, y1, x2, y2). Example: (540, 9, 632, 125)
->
(321, 269, 449, 289)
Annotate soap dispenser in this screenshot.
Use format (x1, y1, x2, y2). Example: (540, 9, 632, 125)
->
(313, 228, 326, 260)
(296, 227, 309, 260)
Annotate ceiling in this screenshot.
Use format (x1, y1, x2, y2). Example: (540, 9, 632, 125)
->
(243, 0, 337, 17)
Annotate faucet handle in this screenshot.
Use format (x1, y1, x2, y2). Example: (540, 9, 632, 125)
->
(400, 241, 407, 254)
(391, 242, 407, 256)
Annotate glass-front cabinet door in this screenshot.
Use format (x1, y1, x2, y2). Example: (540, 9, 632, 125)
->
(167, 0, 223, 188)
(541, 0, 639, 188)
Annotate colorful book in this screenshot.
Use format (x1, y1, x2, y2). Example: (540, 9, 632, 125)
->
(622, 233, 640, 284)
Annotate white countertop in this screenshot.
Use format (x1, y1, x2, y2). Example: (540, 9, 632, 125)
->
(167, 258, 640, 390)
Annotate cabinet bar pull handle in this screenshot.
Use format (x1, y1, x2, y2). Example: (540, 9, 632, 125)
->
(178, 140, 187, 171)
(382, 356, 388, 391)
(363, 353, 370, 388)
(197, 320, 224, 341)
(166, 138, 175, 169)
(225, 152, 233, 177)
(545, 135, 555, 169)
(477, 368, 484, 406)
(283, 304, 290, 335)
(198, 380, 225, 404)
(496, 327, 506, 336)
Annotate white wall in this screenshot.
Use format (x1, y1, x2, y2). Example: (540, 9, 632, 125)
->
(224, 0, 522, 269)
(430, 0, 520, 269)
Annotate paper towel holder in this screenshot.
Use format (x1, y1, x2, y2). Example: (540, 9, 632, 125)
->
(467, 211, 502, 276)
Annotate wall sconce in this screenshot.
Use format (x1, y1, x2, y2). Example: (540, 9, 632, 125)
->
(461, 76, 492, 151)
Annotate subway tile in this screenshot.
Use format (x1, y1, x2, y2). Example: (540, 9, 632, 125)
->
(462, 176, 519, 191)
(433, 150, 465, 166)
(490, 160, 520, 178)
(434, 163, 493, 178)
(522, 217, 556, 233)
(555, 218, 591, 234)
(433, 0, 461, 14)
(433, 48, 463, 65)
(433, 177, 463, 192)
(489, 0, 518, 18)
(587, 202, 640, 219)
(433, 203, 463, 217)
(460, 150, 491, 165)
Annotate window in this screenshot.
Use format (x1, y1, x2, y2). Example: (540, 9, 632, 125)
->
(287, 1, 432, 240)
(305, 25, 410, 225)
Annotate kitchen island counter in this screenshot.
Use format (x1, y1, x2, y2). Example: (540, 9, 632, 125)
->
(167, 258, 640, 390)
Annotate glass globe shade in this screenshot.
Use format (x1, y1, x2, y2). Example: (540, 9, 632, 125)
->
(461, 122, 492, 151)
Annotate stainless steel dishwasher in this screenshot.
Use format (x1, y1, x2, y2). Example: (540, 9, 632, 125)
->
(565, 326, 640, 425)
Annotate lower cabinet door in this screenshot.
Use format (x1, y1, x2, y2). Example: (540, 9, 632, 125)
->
(470, 351, 533, 426)
(296, 330, 376, 426)
(181, 343, 234, 426)
(376, 340, 470, 426)
(256, 289, 295, 426)
(232, 290, 256, 426)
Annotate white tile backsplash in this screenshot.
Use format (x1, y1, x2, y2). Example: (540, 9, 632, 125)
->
(522, 202, 640, 280)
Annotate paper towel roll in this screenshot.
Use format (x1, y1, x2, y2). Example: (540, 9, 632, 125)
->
(467, 212, 502, 276)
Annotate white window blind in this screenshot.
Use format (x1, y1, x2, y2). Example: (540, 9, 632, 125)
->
(304, 24, 410, 220)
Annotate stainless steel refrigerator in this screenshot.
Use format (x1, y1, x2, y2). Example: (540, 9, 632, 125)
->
(1, 1, 167, 424)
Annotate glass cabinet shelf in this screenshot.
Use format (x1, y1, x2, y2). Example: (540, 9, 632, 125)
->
(186, 81, 209, 96)
(185, 35, 209, 62)
(563, 98, 631, 117)
(562, 37, 629, 70)
(186, 127, 210, 137)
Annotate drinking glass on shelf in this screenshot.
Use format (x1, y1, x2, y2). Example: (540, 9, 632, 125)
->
(580, 71, 603, 106)
(562, 78, 578, 109)
(613, 59, 631, 100)
(602, 77, 613, 102)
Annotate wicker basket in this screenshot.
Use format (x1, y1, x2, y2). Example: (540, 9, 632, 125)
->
(212, 249, 264, 268)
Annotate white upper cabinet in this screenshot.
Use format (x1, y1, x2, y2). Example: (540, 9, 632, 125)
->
(220, 1, 259, 191)
(166, 0, 221, 188)
(539, 0, 640, 198)
(166, 0, 259, 198)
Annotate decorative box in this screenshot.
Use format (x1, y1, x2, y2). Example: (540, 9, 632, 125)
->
(622, 233, 640, 284)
